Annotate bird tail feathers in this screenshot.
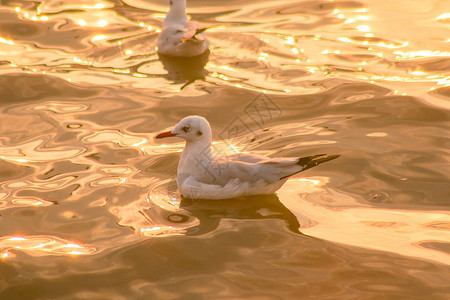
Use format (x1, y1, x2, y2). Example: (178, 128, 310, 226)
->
(279, 154, 340, 180)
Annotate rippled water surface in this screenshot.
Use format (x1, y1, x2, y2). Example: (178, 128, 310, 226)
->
(1, 0, 450, 299)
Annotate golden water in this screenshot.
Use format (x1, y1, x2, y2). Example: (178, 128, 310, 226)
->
(0, 0, 449, 299)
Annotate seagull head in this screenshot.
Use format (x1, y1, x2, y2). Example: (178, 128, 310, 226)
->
(155, 115, 212, 143)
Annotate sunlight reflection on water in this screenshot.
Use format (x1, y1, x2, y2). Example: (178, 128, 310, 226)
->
(0, 0, 449, 298)
(280, 179, 450, 266)
(0, 235, 98, 257)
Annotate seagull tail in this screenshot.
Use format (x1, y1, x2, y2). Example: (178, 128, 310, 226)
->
(279, 154, 340, 180)
(194, 27, 210, 36)
(297, 154, 340, 169)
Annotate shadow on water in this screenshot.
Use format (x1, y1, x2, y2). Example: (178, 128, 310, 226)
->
(158, 50, 210, 89)
(180, 194, 301, 235)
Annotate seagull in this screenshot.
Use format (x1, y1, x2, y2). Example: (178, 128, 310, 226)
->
(156, 0, 210, 57)
(155, 116, 340, 200)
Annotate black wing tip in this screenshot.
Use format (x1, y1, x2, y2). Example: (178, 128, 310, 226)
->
(279, 154, 340, 180)
(296, 154, 340, 168)
(195, 26, 214, 35)
(323, 154, 341, 161)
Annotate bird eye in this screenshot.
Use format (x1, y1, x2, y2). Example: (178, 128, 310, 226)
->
(182, 126, 191, 133)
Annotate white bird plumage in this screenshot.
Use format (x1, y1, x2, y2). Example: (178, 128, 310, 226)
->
(156, 0, 210, 57)
(155, 116, 339, 200)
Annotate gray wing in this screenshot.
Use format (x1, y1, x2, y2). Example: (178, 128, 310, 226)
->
(195, 154, 340, 186)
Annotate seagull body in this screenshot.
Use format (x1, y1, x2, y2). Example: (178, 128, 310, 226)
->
(157, 0, 209, 57)
(155, 116, 339, 200)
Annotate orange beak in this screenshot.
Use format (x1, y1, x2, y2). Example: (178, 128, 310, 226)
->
(155, 130, 177, 139)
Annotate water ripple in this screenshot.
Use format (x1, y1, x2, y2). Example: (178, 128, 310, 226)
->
(0, 0, 449, 298)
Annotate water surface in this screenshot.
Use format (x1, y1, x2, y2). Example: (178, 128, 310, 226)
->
(0, 0, 449, 299)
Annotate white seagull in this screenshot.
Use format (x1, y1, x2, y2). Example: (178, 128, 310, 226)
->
(155, 116, 339, 200)
(156, 0, 210, 57)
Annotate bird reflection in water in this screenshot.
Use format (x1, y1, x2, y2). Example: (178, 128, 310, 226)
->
(158, 50, 210, 89)
(175, 194, 301, 236)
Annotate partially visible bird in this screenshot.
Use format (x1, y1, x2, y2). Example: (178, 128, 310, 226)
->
(155, 116, 340, 200)
(156, 0, 210, 57)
